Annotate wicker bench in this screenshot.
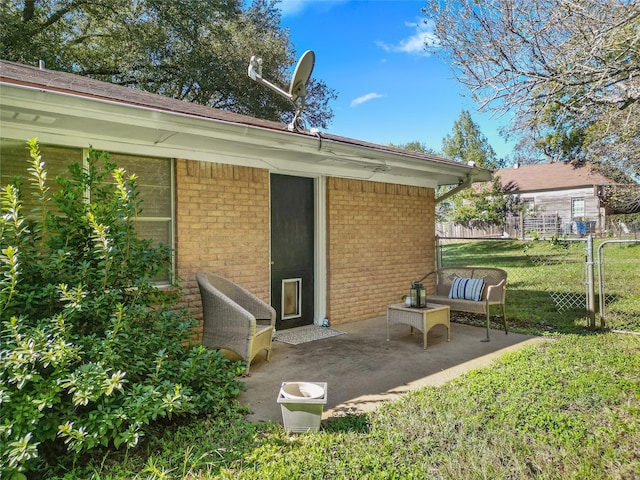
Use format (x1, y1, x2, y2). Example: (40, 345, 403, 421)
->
(417, 267, 508, 341)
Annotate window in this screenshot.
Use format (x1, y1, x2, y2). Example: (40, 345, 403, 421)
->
(522, 198, 535, 213)
(0, 139, 81, 211)
(571, 198, 585, 219)
(1, 138, 174, 283)
(105, 152, 174, 255)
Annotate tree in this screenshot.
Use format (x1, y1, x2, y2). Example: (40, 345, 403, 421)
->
(441, 110, 500, 169)
(389, 141, 439, 155)
(423, 0, 640, 174)
(438, 110, 509, 228)
(0, 0, 336, 128)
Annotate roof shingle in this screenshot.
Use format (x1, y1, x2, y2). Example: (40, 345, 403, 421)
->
(0, 60, 461, 167)
(496, 162, 613, 193)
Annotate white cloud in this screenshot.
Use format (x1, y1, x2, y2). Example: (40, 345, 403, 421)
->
(350, 93, 384, 107)
(376, 19, 438, 56)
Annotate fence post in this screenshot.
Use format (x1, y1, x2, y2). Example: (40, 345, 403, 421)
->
(585, 235, 596, 328)
(435, 235, 442, 270)
(597, 240, 606, 328)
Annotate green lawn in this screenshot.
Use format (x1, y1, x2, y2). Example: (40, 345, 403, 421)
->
(49, 240, 640, 479)
(439, 238, 640, 334)
(57, 333, 640, 479)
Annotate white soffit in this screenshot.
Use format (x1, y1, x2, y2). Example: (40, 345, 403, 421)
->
(0, 83, 490, 188)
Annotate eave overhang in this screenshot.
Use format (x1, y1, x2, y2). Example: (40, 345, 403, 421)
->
(1, 76, 491, 189)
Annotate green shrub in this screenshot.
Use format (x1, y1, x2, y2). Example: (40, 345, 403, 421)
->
(0, 139, 244, 477)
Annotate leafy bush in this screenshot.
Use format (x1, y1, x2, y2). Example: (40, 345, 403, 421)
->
(0, 139, 244, 477)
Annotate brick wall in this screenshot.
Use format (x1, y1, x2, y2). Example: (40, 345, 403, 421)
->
(175, 163, 437, 329)
(326, 177, 435, 325)
(175, 160, 271, 326)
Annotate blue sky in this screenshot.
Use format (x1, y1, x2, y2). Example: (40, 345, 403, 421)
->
(276, 0, 516, 160)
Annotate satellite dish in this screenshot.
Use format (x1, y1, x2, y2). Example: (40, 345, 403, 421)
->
(289, 50, 315, 103)
(248, 50, 315, 132)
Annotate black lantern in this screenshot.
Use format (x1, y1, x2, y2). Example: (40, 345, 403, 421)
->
(410, 282, 427, 308)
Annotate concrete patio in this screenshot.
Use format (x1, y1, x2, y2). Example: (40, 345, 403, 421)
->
(238, 316, 544, 425)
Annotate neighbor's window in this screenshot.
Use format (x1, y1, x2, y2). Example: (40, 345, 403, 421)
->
(522, 198, 535, 213)
(571, 198, 585, 219)
(0, 138, 174, 283)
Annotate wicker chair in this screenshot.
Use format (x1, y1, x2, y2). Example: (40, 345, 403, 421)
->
(196, 272, 275, 374)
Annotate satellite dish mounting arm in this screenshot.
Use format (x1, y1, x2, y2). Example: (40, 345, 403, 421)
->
(248, 56, 294, 102)
(247, 51, 315, 132)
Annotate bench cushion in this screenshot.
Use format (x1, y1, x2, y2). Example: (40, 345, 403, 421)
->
(449, 277, 485, 301)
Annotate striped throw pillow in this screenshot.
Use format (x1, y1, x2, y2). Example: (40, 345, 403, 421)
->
(449, 277, 485, 301)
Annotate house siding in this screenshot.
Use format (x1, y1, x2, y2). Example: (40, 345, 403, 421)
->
(326, 177, 436, 325)
(175, 159, 272, 330)
(508, 187, 605, 236)
(520, 187, 602, 223)
(438, 186, 606, 238)
(491, 162, 613, 237)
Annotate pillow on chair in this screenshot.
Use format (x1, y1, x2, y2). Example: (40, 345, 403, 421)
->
(449, 277, 485, 301)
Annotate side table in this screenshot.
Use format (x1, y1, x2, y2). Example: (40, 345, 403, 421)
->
(386, 303, 451, 349)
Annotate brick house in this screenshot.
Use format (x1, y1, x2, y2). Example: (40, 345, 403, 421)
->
(1, 60, 491, 330)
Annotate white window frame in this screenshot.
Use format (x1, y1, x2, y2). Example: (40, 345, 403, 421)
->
(522, 198, 535, 213)
(571, 197, 585, 219)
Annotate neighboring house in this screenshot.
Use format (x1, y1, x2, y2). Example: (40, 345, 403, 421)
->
(0, 59, 491, 331)
(495, 162, 615, 237)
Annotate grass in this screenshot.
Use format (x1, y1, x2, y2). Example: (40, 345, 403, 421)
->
(439, 238, 640, 334)
(49, 239, 640, 479)
(55, 333, 640, 479)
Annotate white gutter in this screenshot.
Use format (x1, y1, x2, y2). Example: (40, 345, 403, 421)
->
(1, 81, 491, 187)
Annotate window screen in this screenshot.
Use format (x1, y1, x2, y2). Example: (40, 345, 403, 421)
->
(1, 138, 174, 283)
(0, 139, 81, 213)
(104, 152, 173, 249)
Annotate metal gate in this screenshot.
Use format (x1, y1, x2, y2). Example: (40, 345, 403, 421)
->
(597, 240, 640, 330)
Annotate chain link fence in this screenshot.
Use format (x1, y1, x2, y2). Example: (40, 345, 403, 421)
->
(436, 237, 640, 333)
